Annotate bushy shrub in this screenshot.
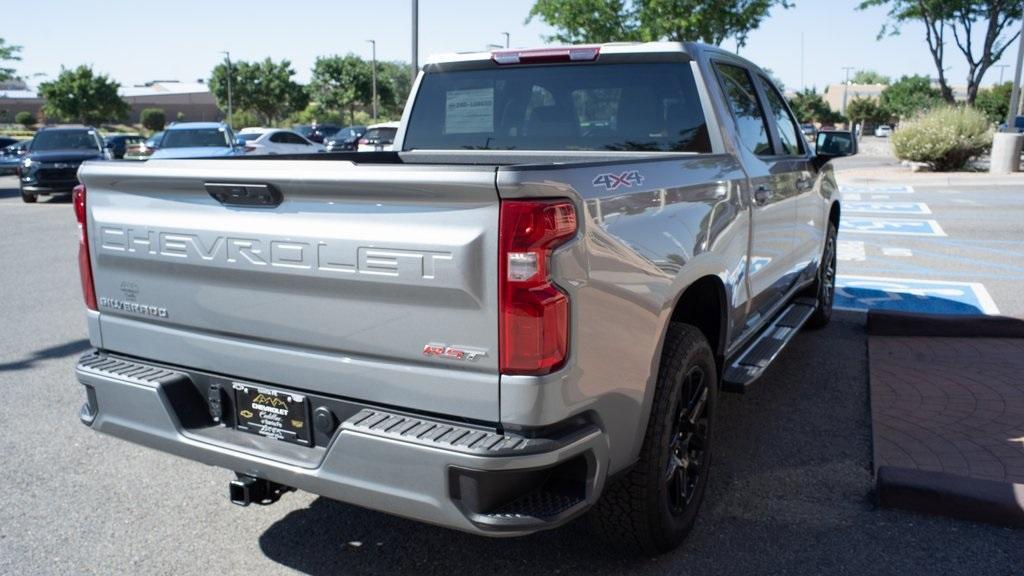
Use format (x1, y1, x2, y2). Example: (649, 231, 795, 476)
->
(140, 108, 165, 132)
(891, 106, 993, 171)
(15, 110, 36, 128)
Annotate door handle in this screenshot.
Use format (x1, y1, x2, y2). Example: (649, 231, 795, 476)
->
(753, 185, 774, 205)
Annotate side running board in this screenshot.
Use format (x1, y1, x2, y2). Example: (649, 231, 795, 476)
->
(722, 297, 817, 393)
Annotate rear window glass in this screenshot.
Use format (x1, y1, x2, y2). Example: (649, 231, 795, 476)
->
(365, 128, 397, 142)
(162, 128, 231, 149)
(403, 62, 710, 152)
(237, 133, 262, 142)
(31, 130, 102, 152)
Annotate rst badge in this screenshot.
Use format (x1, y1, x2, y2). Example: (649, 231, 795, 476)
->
(422, 343, 488, 362)
(593, 170, 645, 191)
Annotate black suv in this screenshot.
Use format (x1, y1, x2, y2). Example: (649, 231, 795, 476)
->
(324, 125, 367, 152)
(19, 125, 107, 203)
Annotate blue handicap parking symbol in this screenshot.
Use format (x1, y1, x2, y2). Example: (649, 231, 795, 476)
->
(840, 217, 945, 237)
(843, 201, 931, 215)
(834, 275, 1000, 315)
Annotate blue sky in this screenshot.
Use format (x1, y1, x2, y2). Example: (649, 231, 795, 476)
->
(7, 0, 1021, 91)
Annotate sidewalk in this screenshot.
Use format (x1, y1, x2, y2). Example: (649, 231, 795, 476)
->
(836, 164, 1024, 187)
(867, 311, 1024, 527)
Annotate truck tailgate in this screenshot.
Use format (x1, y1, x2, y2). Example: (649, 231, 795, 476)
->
(79, 159, 500, 421)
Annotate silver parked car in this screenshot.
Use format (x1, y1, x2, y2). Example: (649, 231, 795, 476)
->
(75, 42, 853, 554)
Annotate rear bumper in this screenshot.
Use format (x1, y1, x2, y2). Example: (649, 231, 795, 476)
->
(76, 351, 608, 536)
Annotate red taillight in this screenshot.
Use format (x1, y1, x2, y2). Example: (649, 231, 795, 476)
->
(492, 46, 600, 65)
(244, 145, 257, 153)
(499, 199, 577, 375)
(73, 184, 97, 311)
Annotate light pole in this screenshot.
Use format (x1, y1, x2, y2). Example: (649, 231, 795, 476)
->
(221, 51, 232, 127)
(995, 64, 1010, 84)
(502, 32, 510, 48)
(411, 0, 418, 83)
(841, 66, 854, 116)
(1007, 17, 1024, 128)
(367, 39, 377, 121)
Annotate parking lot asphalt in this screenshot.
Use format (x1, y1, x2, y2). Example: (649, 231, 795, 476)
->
(833, 180, 1024, 318)
(2, 175, 1023, 575)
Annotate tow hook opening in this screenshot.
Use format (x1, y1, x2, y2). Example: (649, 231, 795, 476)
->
(229, 474, 295, 507)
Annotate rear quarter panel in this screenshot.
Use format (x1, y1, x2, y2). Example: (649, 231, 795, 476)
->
(497, 154, 750, 471)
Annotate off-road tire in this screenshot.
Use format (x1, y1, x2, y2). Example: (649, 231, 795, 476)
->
(587, 322, 717, 555)
(805, 221, 837, 329)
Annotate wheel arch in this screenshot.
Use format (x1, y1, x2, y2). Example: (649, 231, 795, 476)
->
(625, 271, 730, 466)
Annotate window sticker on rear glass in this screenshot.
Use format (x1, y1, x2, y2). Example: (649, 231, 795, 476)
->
(444, 88, 494, 134)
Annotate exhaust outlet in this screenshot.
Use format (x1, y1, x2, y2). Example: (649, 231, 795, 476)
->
(229, 474, 294, 506)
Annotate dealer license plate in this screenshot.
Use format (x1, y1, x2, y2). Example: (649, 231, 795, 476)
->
(233, 382, 311, 446)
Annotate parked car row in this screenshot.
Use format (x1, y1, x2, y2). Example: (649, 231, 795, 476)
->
(0, 139, 29, 175)
(5, 119, 404, 202)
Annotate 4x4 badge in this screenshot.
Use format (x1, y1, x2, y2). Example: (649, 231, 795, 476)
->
(593, 170, 645, 190)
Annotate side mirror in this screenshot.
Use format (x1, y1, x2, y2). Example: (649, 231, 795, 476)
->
(815, 130, 857, 162)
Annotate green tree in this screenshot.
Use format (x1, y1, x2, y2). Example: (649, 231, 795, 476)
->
(851, 69, 891, 84)
(15, 110, 36, 128)
(787, 88, 843, 123)
(880, 74, 942, 120)
(209, 58, 308, 125)
(859, 0, 1022, 104)
(845, 97, 892, 126)
(528, 0, 791, 48)
(38, 65, 129, 125)
(974, 81, 1013, 122)
(762, 67, 785, 92)
(0, 38, 21, 82)
(140, 108, 166, 132)
(377, 61, 412, 119)
(309, 54, 392, 124)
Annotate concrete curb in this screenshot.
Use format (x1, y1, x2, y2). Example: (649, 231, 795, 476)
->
(866, 310, 1024, 338)
(868, 311, 1024, 529)
(877, 466, 1024, 528)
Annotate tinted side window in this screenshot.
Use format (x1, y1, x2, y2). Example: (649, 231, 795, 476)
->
(757, 75, 803, 155)
(714, 63, 771, 155)
(282, 132, 309, 145)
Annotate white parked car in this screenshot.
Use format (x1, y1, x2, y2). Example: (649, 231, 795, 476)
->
(874, 125, 893, 138)
(236, 128, 324, 155)
(357, 122, 400, 152)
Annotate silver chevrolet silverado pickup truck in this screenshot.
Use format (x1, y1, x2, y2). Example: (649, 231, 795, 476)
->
(74, 42, 855, 553)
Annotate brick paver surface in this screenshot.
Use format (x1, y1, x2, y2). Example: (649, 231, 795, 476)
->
(870, 336, 1024, 484)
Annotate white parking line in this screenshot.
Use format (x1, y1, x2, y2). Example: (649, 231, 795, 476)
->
(839, 185, 915, 195)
